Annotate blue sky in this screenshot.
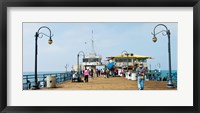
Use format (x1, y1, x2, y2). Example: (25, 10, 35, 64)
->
(23, 22, 177, 72)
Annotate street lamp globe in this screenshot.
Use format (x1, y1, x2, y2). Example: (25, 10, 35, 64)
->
(152, 37, 157, 43)
(48, 39, 53, 45)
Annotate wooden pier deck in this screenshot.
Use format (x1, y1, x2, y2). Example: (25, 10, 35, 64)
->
(40, 76, 177, 90)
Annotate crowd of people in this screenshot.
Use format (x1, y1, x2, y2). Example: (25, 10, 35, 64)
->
(71, 68, 117, 83)
(71, 64, 146, 90)
(71, 64, 168, 90)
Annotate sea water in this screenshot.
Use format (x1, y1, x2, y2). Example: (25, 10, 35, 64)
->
(23, 71, 66, 75)
(160, 70, 177, 80)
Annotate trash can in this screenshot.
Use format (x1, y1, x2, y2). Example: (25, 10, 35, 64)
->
(47, 76, 56, 88)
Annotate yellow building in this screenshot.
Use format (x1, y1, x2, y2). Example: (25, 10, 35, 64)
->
(106, 53, 151, 71)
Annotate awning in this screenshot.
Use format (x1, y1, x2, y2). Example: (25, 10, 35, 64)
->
(106, 62, 115, 69)
(107, 54, 151, 59)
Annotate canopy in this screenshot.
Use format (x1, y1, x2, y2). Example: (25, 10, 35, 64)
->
(106, 62, 115, 69)
(109, 54, 151, 59)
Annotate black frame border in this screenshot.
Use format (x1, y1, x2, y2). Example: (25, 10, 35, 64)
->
(0, 0, 200, 113)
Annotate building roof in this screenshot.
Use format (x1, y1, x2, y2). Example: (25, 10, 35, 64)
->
(108, 54, 151, 59)
(84, 54, 102, 58)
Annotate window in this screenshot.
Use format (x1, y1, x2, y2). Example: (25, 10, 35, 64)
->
(83, 58, 88, 62)
(83, 58, 101, 62)
(115, 58, 132, 62)
(137, 59, 147, 62)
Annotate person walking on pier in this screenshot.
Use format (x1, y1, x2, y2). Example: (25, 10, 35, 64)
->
(106, 69, 110, 78)
(84, 69, 89, 82)
(136, 63, 146, 90)
(90, 69, 94, 79)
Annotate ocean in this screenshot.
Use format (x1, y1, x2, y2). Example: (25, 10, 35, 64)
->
(23, 71, 66, 75)
(160, 70, 177, 80)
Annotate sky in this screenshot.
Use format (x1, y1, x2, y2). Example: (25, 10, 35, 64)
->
(23, 22, 177, 72)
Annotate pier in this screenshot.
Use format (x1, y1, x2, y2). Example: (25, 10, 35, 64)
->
(39, 75, 177, 90)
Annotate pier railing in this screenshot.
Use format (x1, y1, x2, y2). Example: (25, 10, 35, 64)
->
(23, 72, 72, 90)
(146, 71, 177, 87)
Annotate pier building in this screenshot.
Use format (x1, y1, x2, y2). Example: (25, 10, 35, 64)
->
(106, 53, 151, 71)
(82, 53, 103, 69)
(73, 30, 104, 72)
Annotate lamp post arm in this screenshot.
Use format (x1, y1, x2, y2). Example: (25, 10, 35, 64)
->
(38, 33, 54, 38)
(37, 26, 53, 39)
(153, 24, 169, 37)
(78, 51, 85, 57)
(121, 50, 128, 55)
(77, 51, 85, 59)
(151, 30, 167, 36)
